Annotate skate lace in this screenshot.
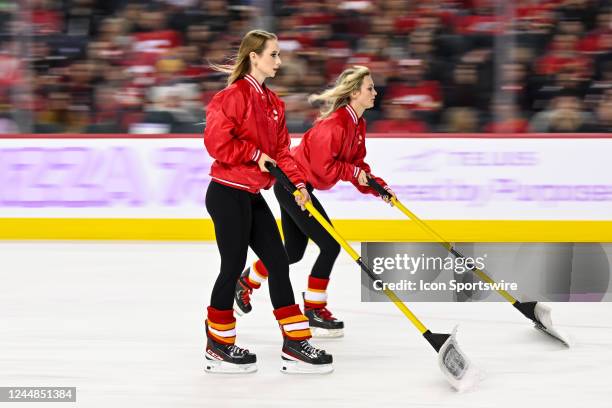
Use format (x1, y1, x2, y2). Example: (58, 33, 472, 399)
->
(239, 282, 252, 304)
(227, 344, 249, 356)
(317, 307, 335, 321)
(300, 340, 323, 356)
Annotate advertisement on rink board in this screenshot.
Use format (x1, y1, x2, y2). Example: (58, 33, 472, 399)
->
(1, 135, 611, 221)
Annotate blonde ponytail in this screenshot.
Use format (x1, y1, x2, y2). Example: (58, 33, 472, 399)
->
(309, 66, 371, 119)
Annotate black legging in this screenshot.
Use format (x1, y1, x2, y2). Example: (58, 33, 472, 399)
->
(206, 181, 295, 310)
(274, 182, 341, 279)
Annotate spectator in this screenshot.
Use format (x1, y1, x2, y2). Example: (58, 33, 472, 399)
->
(529, 89, 593, 132)
(497, 62, 530, 112)
(370, 101, 429, 133)
(535, 33, 591, 79)
(384, 58, 443, 126)
(585, 90, 612, 132)
(585, 61, 612, 110)
(485, 101, 529, 133)
(445, 62, 488, 110)
(443, 107, 480, 133)
(132, 84, 200, 133)
(86, 85, 122, 133)
(0, 88, 17, 132)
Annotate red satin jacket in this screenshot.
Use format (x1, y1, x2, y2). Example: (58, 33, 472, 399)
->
(204, 74, 306, 193)
(292, 105, 388, 196)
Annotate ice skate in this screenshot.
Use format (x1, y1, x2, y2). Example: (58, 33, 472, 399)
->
(233, 268, 253, 316)
(281, 338, 333, 374)
(205, 336, 257, 374)
(305, 306, 344, 338)
(303, 292, 344, 338)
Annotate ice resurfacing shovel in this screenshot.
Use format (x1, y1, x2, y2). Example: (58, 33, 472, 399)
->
(367, 178, 571, 347)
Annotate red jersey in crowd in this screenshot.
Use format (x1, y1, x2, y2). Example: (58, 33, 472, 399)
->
(0, 55, 22, 86)
(29, 9, 62, 35)
(370, 118, 428, 133)
(484, 119, 529, 133)
(204, 74, 306, 194)
(384, 81, 442, 111)
(132, 30, 182, 54)
(454, 15, 506, 35)
(535, 54, 592, 78)
(291, 105, 388, 196)
(578, 29, 612, 54)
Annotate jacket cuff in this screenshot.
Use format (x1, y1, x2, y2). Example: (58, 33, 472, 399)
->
(352, 166, 361, 179)
(251, 148, 262, 162)
(295, 182, 306, 190)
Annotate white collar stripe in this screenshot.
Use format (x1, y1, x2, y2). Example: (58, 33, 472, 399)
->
(345, 105, 358, 124)
(245, 74, 263, 94)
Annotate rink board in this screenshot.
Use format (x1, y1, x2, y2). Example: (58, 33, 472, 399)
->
(1, 134, 611, 241)
(2, 218, 612, 242)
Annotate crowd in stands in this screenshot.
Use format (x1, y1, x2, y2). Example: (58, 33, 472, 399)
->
(0, 0, 610, 134)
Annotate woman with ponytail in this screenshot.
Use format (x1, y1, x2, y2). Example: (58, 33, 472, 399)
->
(235, 66, 396, 338)
(203, 29, 332, 374)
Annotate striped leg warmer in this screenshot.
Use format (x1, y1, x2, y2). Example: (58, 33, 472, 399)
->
(206, 306, 236, 345)
(245, 260, 268, 290)
(304, 276, 329, 309)
(273, 304, 312, 341)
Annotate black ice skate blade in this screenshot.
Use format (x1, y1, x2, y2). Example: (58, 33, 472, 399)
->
(280, 356, 334, 374)
(204, 358, 257, 374)
(233, 303, 248, 316)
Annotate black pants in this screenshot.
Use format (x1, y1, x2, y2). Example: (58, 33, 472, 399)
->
(206, 181, 295, 310)
(274, 183, 341, 280)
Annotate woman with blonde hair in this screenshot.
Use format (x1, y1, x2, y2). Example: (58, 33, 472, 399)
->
(204, 29, 332, 374)
(235, 66, 396, 338)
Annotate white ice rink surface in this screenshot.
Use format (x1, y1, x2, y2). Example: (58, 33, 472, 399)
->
(1, 242, 611, 408)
